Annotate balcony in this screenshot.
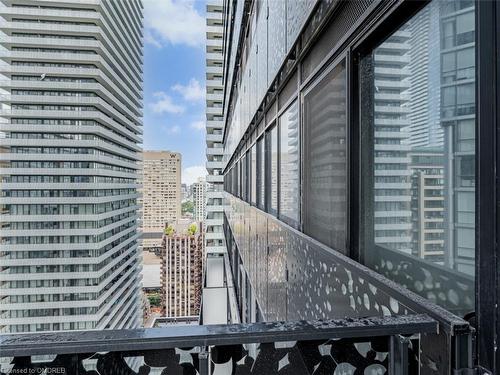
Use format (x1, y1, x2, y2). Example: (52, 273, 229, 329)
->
(221, 195, 476, 374)
(205, 231, 225, 240)
(206, 119, 224, 130)
(206, 174, 224, 183)
(206, 133, 223, 143)
(206, 92, 224, 102)
(206, 79, 223, 88)
(206, 161, 224, 171)
(0, 314, 438, 375)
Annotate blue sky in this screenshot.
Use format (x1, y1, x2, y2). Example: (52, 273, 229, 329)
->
(143, 0, 207, 184)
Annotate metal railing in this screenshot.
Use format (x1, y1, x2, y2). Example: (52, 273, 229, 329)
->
(0, 314, 436, 375)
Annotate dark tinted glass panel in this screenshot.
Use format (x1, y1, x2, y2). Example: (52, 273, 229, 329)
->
(279, 100, 299, 225)
(266, 124, 278, 215)
(251, 144, 257, 205)
(360, 0, 475, 316)
(303, 61, 347, 251)
(257, 136, 265, 209)
(241, 155, 246, 200)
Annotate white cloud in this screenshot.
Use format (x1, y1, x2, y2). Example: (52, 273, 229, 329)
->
(150, 92, 185, 114)
(165, 125, 180, 134)
(182, 165, 207, 185)
(172, 78, 205, 102)
(143, 0, 205, 48)
(190, 120, 205, 131)
(144, 29, 162, 48)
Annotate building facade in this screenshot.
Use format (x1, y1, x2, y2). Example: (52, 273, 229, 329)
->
(0, 0, 143, 333)
(191, 177, 206, 223)
(439, 1, 476, 276)
(205, 0, 225, 254)
(214, 0, 499, 372)
(161, 220, 203, 318)
(140, 151, 181, 251)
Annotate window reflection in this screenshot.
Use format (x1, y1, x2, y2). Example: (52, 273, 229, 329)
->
(279, 100, 299, 225)
(266, 124, 278, 215)
(303, 62, 347, 252)
(257, 136, 265, 209)
(362, 0, 475, 314)
(250, 144, 257, 206)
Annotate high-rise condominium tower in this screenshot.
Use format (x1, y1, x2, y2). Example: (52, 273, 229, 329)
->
(205, 0, 225, 254)
(161, 220, 203, 318)
(192, 177, 206, 223)
(0, 0, 143, 333)
(140, 151, 181, 251)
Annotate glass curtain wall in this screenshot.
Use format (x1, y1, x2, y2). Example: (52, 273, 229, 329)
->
(360, 0, 476, 316)
(278, 100, 300, 226)
(303, 62, 347, 252)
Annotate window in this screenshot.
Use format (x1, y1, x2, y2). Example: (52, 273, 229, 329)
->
(257, 136, 265, 209)
(279, 100, 299, 225)
(303, 61, 347, 251)
(250, 144, 257, 206)
(360, 0, 475, 315)
(266, 124, 278, 215)
(241, 153, 247, 202)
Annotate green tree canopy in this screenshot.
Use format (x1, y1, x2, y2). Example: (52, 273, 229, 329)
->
(187, 223, 198, 235)
(182, 200, 194, 215)
(164, 225, 175, 236)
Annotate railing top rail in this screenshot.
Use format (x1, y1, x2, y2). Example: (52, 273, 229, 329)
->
(0, 314, 437, 357)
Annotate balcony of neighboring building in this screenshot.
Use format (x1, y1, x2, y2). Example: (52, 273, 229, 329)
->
(206, 11, 223, 23)
(206, 174, 224, 183)
(206, 138, 223, 150)
(206, 119, 224, 131)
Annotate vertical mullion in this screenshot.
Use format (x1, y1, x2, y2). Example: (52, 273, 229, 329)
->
(346, 48, 356, 261)
(476, 0, 498, 371)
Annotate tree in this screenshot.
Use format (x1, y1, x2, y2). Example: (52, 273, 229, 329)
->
(164, 225, 175, 236)
(187, 223, 197, 235)
(182, 200, 194, 215)
(147, 293, 161, 307)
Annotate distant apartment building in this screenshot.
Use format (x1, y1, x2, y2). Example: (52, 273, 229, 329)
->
(205, 0, 225, 254)
(161, 220, 203, 318)
(140, 151, 181, 251)
(0, 0, 144, 333)
(181, 183, 189, 201)
(192, 177, 206, 223)
(410, 149, 445, 262)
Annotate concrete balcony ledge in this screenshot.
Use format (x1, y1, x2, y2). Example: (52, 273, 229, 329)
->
(0, 314, 437, 374)
(206, 162, 224, 171)
(206, 175, 224, 183)
(206, 133, 223, 142)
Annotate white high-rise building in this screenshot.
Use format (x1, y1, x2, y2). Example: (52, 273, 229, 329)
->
(372, 30, 413, 253)
(408, 1, 443, 148)
(0, 0, 143, 333)
(205, 0, 225, 254)
(192, 177, 206, 224)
